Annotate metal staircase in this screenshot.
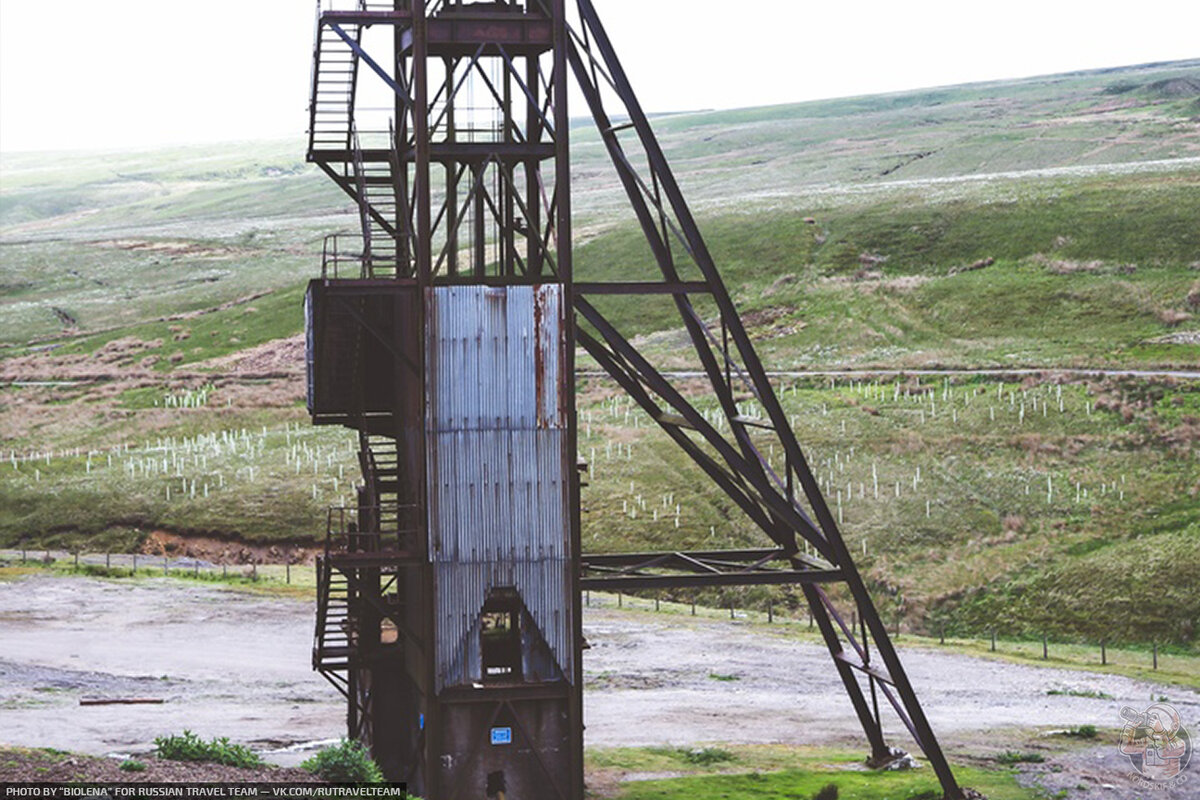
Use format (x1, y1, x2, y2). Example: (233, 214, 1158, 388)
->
(308, 12, 362, 156)
(314, 556, 355, 671)
(359, 432, 403, 534)
(350, 129, 402, 277)
(307, 2, 407, 278)
(313, 432, 418, 677)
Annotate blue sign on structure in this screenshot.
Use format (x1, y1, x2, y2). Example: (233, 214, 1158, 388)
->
(490, 727, 513, 745)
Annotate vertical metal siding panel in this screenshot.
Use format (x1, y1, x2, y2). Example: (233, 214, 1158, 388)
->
(428, 286, 572, 690)
(304, 288, 315, 413)
(507, 289, 523, 428)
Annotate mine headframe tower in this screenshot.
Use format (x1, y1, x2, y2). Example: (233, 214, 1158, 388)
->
(302, 2, 964, 799)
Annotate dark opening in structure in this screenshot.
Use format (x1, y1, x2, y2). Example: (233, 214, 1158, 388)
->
(486, 769, 507, 798)
(481, 591, 523, 682)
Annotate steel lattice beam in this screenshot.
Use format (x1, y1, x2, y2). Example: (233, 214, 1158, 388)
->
(304, 2, 964, 797)
(567, 0, 963, 795)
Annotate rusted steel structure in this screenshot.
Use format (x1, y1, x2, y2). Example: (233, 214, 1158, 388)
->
(303, 2, 964, 799)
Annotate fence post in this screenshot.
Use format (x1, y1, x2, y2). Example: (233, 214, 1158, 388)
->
(809, 612, 814, 629)
(223, 564, 228, 579)
(194, 562, 200, 578)
(729, 602, 735, 620)
(655, 596, 660, 611)
(286, 562, 291, 584)
(939, 623, 945, 645)
(105, 552, 110, 569)
(132, 553, 137, 573)
(252, 563, 257, 582)
(768, 604, 773, 624)
(1042, 634, 1048, 660)
(1101, 639, 1106, 666)
(990, 629, 996, 652)
(1153, 644, 1158, 671)
(617, 592, 622, 608)
(690, 602, 696, 616)
(74, 551, 79, 571)
(585, 591, 590, 608)
(163, 557, 168, 576)
(21, 549, 26, 563)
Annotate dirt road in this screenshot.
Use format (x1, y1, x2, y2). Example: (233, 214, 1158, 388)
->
(2, 574, 1196, 793)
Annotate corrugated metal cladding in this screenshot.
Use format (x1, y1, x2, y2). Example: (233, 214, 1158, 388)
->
(303, 288, 316, 412)
(425, 285, 573, 691)
(432, 561, 569, 688)
(427, 285, 565, 430)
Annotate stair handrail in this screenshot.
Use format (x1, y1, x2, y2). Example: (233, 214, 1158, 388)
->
(326, 501, 421, 555)
(350, 123, 373, 278)
(306, 0, 324, 155)
(388, 116, 413, 277)
(320, 232, 366, 279)
(312, 554, 329, 666)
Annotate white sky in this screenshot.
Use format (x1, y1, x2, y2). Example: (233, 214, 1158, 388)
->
(1, 0, 1197, 153)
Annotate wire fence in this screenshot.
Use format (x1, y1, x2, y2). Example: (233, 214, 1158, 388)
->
(0, 548, 315, 586)
(0, 548, 1183, 676)
(582, 589, 1181, 675)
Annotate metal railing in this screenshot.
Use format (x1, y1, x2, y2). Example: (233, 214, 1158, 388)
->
(324, 503, 422, 558)
(320, 233, 366, 279)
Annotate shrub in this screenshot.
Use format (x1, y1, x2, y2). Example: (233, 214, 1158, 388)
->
(996, 750, 1045, 764)
(118, 759, 147, 772)
(154, 730, 262, 769)
(1046, 688, 1113, 700)
(707, 673, 740, 682)
(680, 747, 734, 766)
(814, 783, 839, 800)
(301, 739, 384, 784)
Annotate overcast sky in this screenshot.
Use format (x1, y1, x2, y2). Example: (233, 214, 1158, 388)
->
(1, 0, 1197, 153)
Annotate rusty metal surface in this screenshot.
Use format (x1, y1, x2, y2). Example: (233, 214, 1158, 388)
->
(426, 284, 565, 430)
(424, 284, 572, 690)
(304, 280, 423, 428)
(306, 2, 583, 796)
(432, 560, 571, 689)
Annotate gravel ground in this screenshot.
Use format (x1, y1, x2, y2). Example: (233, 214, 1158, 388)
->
(1, 573, 1196, 798)
(0, 747, 319, 783)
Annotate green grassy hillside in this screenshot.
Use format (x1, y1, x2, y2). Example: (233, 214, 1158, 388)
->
(4, 59, 1198, 358)
(578, 169, 1200, 368)
(2, 59, 1198, 650)
(574, 374, 1199, 649)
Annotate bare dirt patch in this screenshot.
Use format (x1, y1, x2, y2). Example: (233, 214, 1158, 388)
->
(199, 335, 305, 376)
(140, 531, 317, 566)
(0, 747, 319, 783)
(0, 574, 340, 767)
(91, 240, 244, 259)
(2, 574, 1196, 795)
(0, 339, 165, 382)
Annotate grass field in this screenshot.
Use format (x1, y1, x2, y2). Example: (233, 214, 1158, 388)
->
(586, 744, 1042, 800)
(577, 169, 1200, 369)
(0, 741, 1041, 798)
(2, 59, 1198, 653)
(2, 371, 1195, 649)
(574, 373, 1199, 649)
(4, 59, 1197, 361)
